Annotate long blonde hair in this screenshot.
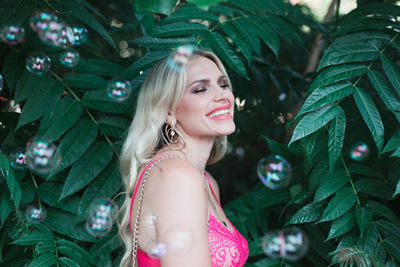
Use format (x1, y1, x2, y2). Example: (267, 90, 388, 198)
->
(118, 49, 232, 267)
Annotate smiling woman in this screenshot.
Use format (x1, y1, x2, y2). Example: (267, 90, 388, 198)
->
(118, 48, 248, 267)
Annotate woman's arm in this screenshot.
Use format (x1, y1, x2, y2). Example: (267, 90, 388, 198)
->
(154, 159, 211, 267)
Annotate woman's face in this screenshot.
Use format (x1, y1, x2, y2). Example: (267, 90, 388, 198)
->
(174, 56, 235, 140)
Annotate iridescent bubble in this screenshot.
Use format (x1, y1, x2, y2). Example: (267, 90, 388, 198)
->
(349, 141, 370, 162)
(72, 26, 88, 45)
(165, 226, 194, 255)
(86, 214, 113, 238)
(9, 148, 28, 170)
(88, 198, 118, 220)
(141, 211, 158, 230)
(106, 78, 132, 102)
(25, 203, 47, 223)
(37, 21, 75, 48)
(257, 155, 292, 189)
(25, 138, 61, 174)
(0, 74, 3, 92)
(167, 45, 198, 72)
(30, 11, 59, 32)
(26, 53, 51, 75)
(0, 25, 25, 45)
(60, 49, 80, 68)
(146, 240, 168, 258)
(262, 227, 308, 261)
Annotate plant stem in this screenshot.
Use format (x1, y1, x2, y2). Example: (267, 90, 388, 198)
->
(340, 155, 360, 205)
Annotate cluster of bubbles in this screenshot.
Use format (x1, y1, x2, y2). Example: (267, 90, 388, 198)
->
(262, 227, 309, 261)
(0, 25, 25, 45)
(167, 44, 198, 72)
(26, 53, 51, 75)
(86, 198, 118, 238)
(257, 155, 292, 189)
(106, 78, 132, 102)
(349, 141, 370, 162)
(8, 138, 61, 175)
(25, 203, 47, 223)
(60, 49, 80, 68)
(140, 212, 195, 258)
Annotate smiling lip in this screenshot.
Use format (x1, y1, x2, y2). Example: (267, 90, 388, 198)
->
(206, 104, 231, 116)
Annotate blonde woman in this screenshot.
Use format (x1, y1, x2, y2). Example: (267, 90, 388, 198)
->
(119, 48, 249, 267)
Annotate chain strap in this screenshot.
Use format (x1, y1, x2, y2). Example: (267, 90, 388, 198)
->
(131, 155, 179, 267)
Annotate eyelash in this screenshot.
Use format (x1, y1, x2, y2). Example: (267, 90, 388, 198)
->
(193, 83, 229, 93)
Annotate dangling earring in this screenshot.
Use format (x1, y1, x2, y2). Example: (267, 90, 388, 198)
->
(165, 118, 179, 143)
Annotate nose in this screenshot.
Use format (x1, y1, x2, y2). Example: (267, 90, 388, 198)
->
(213, 84, 230, 102)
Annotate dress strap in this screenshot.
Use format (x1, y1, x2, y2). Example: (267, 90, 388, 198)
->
(204, 172, 222, 208)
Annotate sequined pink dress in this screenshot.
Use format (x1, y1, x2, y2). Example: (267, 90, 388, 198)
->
(129, 157, 249, 267)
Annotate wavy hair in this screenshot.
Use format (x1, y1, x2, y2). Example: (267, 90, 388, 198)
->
(118, 49, 232, 267)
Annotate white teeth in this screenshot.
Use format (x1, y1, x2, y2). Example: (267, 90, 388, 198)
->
(207, 109, 229, 118)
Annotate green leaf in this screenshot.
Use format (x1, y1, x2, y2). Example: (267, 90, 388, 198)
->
(383, 237, 400, 259)
(136, 0, 178, 15)
(209, 4, 233, 17)
(124, 50, 171, 78)
(77, 163, 122, 219)
(59, 257, 80, 267)
(382, 130, 400, 153)
(0, 185, 13, 226)
(74, 59, 126, 77)
(380, 53, 400, 97)
(38, 98, 83, 142)
(394, 179, 400, 197)
(133, 36, 197, 50)
(0, 0, 40, 26)
(82, 90, 131, 115)
(286, 202, 325, 225)
(375, 220, 400, 239)
(12, 232, 53, 246)
(36, 182, 80, 214)
(355, 178, 393, 199)
(318, 186, 357, 223)
(348, 164, 384, 179)
(314, 169, 349, 203)
(28, 253, 58, 267)
(367, 200, 400, 227)
(64, 73, 107, 90)
(253, 258, 282, 267)
(162, 4, 219, 23)
(207, 32, 248, 79)
(51, 119, 98, 175)
(150, 22, 209, 37)
(220, 23, 252, 64)
(16, 79, 64, 130)
(57, 239, 96, 265)
(2, 50, 25, 94)
(309, 157, 329, 192)
(232, 18, 261, 56)
(368, 70, 400, 112)
(261, 135, 297, 163)
(14, 71, 44, 103)
(186, 0, 225, 8)
(308, 64, 368, 93)
(297, 81, 353, 117)
(318, 44, 379, 71)
(0, 155, 21, 208)
(98, 116, 130, 138)
(326, 208, 356, 240)
(329, 31, 390, 50)
(289, 103, 338, 145)
(358, 223, 379, 254)
(264, 15, 304, 48)
(60, 142, 113, 200)
(252, 17, 280, 59)
(328, 106, 346, 169)
(356, 205, 373, 238)
(353, 87, 384, 152)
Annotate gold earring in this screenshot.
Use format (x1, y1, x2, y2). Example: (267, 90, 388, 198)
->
(164, 124, 180, 143)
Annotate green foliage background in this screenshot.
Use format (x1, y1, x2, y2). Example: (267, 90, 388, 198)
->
(1, 0, 400, 266)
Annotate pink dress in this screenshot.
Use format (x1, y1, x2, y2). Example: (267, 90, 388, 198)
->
(129, 157, 249, 267)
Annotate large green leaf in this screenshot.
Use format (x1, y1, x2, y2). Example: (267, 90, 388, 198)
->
(51, 119, 98, 175)
(251, 17, 280, 59)
(135, 0, 178, 15)
(367, 200, 400, 227)
(348, 164, 384, 179)
(60, 142, 113, 200)
(308, 64, 368, 93)
(286, 202, 325, 225)
(74, 59, 126, 77)
(297, 82, 353, 117)
(394, 178, 400, 197)
(314, 169, 349, 203)
(28, 253, 58, 267)
(0, 0, 39, 26)
(289, 103, 338, 145)
(207, 32, 248, 78)
(382, 130, 400, 153)
(162, 4, 219, 23)
(14, 71, 45, 104)
(328, 106, 346, 169)
(368, 70, 400, 112)
(0, 155, 21, 208)
(353, 87, 384, 152)
(36, 182, 80, 214)
(355, 178, 393, 200)
(318, 44, 379, 71)
(355, 205, 373, 238)
(380, 53, 400, 97)
(77, 163, 122, 219)
(59, 257, 80, 267)
(375, 220, 400, 239)
(82, 90, 131, 115)
(264, 15, 304, 48)
(261, 135, 297, 163)
(220, 23, 252, 65)
(318, 186, 357, 223)
(64, 73, 107, 90)
(37, 98, 83, 142)
(133, 36, 197, 50)
(12, 231, 53, 246)
(124, 50, 171, 78)
(326, 208, 356, 240)
(232, 18, 261, 56)
(2, 50, 24, 94)
(57, 239, 96, 265)
(150, 22, 209, 37)
(98, 116, 130, 138)
(16, 79, 64, 130)
(329, 31, 390, 50)
(0, 185, 13, 226)
(358, 223, 379, 254)
(383, 237, 400, 259)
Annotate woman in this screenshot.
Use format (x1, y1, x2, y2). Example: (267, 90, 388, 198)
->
(119, 47, 249, 267)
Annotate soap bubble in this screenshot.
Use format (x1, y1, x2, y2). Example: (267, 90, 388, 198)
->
(257, 155, 292, 189)
(141, 211, 158, 230)
(9, 148, 28, 170)
(60, 49, 80, 68)
(146, 240, 168, 258)
(37, 21, 75, 48)
(262, 227, 308, 261)
(86, 198, 118, 238)
(167, 44, 198, 71)
(26, 53, 51, 75)
(106, 78, 132, 102)
(88, 198, 118, 220)
(0, 25, 25, 45)
(25, 203, 47, 223)
(25, 138, 61, 174)
(30, 11, 59, 32)
(0, 74, 4, 92)
(72, 26, 88, 45)
(349, 141, 370, 162)
(165, 226, 194, 255)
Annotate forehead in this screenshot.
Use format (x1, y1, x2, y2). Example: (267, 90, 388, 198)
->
(185, 56, 223, 84)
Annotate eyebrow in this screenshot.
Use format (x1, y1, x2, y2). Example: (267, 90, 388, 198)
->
(188, 75, 228, 87)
